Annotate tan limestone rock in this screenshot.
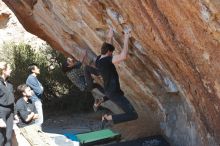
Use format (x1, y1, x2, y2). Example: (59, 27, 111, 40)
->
(2, 0, 220, 145)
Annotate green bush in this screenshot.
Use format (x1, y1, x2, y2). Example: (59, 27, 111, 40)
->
(3, 43, 93, 113)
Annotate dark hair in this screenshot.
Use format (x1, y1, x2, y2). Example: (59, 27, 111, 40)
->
(101, 42, 115, 55)
(17, 84, 29, 95)
(62, 61, 73, 73)
(28, 63, 38, 73)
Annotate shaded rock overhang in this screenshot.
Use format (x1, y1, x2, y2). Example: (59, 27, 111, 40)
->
(3, 0, 220, 146)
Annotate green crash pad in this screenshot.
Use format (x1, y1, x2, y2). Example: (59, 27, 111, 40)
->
(76, 129, 121, 145)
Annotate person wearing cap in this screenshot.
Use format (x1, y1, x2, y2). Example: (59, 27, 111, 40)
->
(95, 27, 138, 124)
(62, 50, 107, 111)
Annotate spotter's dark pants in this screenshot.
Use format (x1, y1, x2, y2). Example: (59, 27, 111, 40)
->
(109, 93, 138, 124)
(0, 106, 14, 146)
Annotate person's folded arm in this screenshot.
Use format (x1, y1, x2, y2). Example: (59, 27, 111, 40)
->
(26, 77, 43, 97)
(25, 112, 35, 122)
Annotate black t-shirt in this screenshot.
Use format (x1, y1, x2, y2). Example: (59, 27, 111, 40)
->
(74, 61, 82, 69)
(0, 78, 15, 120)
(0, 77, 14, 107)
(16, 98, 37, 127)
(95, 55, 123, 96)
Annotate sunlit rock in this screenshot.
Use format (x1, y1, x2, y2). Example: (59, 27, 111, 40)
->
(2, 0, 220, 145)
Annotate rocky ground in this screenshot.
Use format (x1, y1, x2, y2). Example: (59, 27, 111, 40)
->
(42, 111, 110, 146)
(43, 111, 103, 134)
(13, 110, 170, 146)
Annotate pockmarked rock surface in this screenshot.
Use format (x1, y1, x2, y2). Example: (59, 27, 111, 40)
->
(3, 0, 220, 146)
(0, 1, 45, 48)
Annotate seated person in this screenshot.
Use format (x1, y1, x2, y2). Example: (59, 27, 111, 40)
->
(16, 84, 39, 127)
(16, 84, 57, 146)
(62, 50, 107, 111)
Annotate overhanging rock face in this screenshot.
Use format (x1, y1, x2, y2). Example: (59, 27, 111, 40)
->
(3, 0, 220, 145)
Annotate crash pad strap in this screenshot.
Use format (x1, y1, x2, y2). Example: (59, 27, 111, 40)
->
(76, 129, 120, 144)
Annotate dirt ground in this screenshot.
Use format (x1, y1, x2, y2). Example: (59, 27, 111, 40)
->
(12, 111, 106, 146)
(43, 111, 106, 146)
(43, 111, 104, 134)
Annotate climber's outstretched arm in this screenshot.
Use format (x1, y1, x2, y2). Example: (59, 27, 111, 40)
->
(80, 50, 87, 64)
(106, 27, 114, 44)
(112, 31, 131, 64)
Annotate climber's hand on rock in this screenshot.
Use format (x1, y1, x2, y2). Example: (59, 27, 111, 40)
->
(124, 31, 131, 38)
(123, 25, 132, 38)
(107, 27, 114, 38)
